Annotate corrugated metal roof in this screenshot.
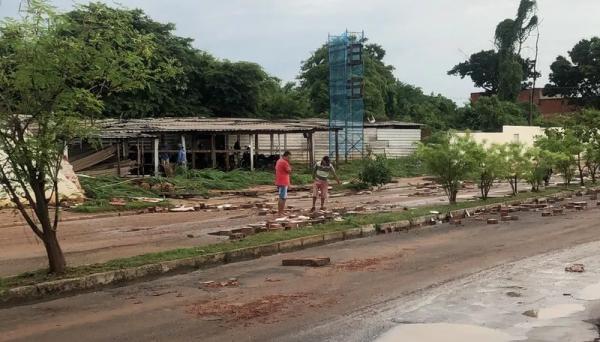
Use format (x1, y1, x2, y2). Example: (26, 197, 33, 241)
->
(96, 117, 337, 139)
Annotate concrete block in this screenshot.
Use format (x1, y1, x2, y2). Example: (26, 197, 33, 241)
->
(487, 218, 499, 224)
(282, 257, 330, 267)
(277, 238, 304, 253)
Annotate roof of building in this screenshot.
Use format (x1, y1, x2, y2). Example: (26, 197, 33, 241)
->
(96, 117, 339, 139)
(288, 118, 423, 129)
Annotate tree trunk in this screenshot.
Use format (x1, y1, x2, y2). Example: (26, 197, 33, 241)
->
(42, 229, 66, 274)
(577, 156, 584, 186)
(449, 189, 458, 205)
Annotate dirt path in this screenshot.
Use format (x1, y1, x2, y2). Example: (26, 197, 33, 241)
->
(1, 195, 599, 341)
(0, 176, 512, 277)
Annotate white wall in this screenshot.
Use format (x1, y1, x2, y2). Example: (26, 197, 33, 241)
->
(457, 126, 549, 148)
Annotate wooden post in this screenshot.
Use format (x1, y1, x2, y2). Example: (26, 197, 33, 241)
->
(211, 134, 216, 169)
(335, 130, 340, 166)
(249, 134, 255, 171)
(254, 134, 259, 155)
(269, 133, 274, 155)
(136, 139, 141, 176)
(154, 138, 159, 176)
(141, 138, 145, 175)
(181, 135, 186, 167)
(191, 135, 196, 169)
(116, 141, 122, 177)
(308, 133, 314, 166)
(284, 133, 288, 152)
(224, 134, 230, 171)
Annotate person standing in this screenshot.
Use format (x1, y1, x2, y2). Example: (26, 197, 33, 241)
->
(176, 143, 187, 168)
(311, 156, 340, 211)
(275, 151, 292, 216)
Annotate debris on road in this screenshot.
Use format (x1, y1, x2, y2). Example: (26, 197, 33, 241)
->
(187, 293, 310, 322)
(565, 264, 585, 273)
(201, 278, 240, 288)
(282, 257, 330, 267)
(169, 205, 195, 212)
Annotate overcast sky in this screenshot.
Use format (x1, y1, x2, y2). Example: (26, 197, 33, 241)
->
(1, 0, 599, 103)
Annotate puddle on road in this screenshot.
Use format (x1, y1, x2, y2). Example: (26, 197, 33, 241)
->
(374, 323, 513, 342)
(536, 304, 585, 319)
(577, 282, 600, 301)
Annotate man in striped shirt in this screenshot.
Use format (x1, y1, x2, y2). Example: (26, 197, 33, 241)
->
(311, 156, 340, 212)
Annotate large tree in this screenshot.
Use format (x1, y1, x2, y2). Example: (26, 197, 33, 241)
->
(449, 0, 538, 102)
(544, 37, 600, 109)
(494, 0, 538, 101)
(0, 1, 169, 273)
(448, 50, 538, 94)
(298, 40, 459, 128)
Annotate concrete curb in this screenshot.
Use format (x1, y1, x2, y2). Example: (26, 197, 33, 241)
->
(0, 189, 581, 306)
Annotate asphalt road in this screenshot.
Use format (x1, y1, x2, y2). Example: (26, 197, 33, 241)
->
(2, 194, 600, 342)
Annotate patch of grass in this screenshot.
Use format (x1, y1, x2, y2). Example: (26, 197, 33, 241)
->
(0, 185, 578, 295)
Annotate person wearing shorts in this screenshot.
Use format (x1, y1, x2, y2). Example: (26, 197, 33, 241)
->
(311, 156, 340, 211)
(275, 151, 292, 216)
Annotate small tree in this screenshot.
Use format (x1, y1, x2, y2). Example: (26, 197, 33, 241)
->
(524, 147, 555, 192)
(501, 142, 530, 196)
(535, 129, 577, 186)
(417, 133, 478, 204)
(358, 155, 392, 188)
(472, 143, 506, 200)
(0, 2, 171, 274)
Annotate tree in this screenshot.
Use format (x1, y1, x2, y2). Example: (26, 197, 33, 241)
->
(298, 41, 460, 127)
(494, 0, 538, 101)
(471, 143, 506, 200)
(523, 147, 554, 192)
(535, 129, 578, 185)
(417, 133, 478, 204)
(448, 50, 538, 94)
(458, 96, 530, 132)
(545, 37, 600, 109)
(0, 1, 168, 273)
(500, 143, 530, 196)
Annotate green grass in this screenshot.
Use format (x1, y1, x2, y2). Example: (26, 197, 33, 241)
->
(0, 185, 578, 296)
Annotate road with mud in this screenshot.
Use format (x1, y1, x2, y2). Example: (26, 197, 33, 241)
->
(0, 177, 515, 276)
(2, 194, 600, 341)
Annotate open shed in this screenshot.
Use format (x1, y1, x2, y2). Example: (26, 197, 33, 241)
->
(68, 117, 340, 176)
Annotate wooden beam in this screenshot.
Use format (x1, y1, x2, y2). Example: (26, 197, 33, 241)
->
(284, 133, 288, 151)
(211, 134, 216, 169)
(270, 133, 274, 155)
(154, 138, 159, 176)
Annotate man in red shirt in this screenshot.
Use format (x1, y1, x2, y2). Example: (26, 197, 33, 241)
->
(275, 151, 292, 216)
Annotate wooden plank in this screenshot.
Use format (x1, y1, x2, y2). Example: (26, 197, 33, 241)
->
(71, 145, 117, 171)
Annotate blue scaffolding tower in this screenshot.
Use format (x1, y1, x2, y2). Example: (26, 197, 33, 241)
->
(328, 30, 365, 161)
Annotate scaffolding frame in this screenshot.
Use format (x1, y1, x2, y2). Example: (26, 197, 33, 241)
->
(328, 30, 365, 161)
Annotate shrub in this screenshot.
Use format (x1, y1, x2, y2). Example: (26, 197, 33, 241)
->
(358, 155, 392, 187)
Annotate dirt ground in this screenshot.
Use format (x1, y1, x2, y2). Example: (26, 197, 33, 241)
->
(0, 177, 519, 276)
(1, 194, 600, 341)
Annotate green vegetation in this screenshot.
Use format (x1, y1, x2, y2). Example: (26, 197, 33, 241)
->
(0, 1, 171, 274)
(0, 185, 577, 296)
(545, 37, 600, 109)
(358, 156, 393, 187)
(75, 157, 424, 213)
